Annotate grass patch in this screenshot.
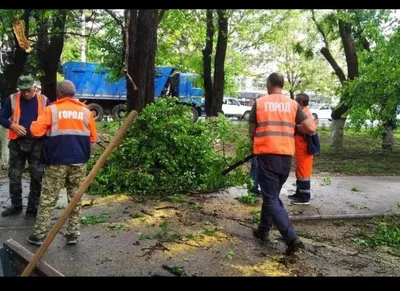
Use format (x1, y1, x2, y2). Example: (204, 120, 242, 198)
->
(235, 193, 260, 205)
(81, 214, 108, 226)
(352, 217, 400, 249)
(297, 231, 332, 243)
(249, 210, 261, 224)
(308, 130, 400, 175)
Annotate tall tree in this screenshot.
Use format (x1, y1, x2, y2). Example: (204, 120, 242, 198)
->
(34, 9, 67, 101)
(311, 9, 391, 148)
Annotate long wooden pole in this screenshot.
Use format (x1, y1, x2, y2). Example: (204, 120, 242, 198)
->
(21, 110, 138, 276)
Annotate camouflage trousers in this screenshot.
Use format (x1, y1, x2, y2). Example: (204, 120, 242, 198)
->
(8, 138, 44, 211)
(33, 164, 86, 240)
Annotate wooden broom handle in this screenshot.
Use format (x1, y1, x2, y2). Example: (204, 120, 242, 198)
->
(21, 110, 138, 276)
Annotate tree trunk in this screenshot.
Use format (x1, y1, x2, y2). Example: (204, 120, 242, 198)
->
(126, 9, 138, 113)
(35, 10, 67, 102)
(0, 10, 31, 104)
(145, 10, 159, 106)
(1, 128, 9, 170)
(202, 9, 214, 117)
(330, 119, 346, 148)
(320, 17, 358, 149)
(211, 9, 228, 116)
(382, 121, 395, 150)
(289, 90, 294, 99)
(130, 9, 157, 113)
(81, 9, 86, 62)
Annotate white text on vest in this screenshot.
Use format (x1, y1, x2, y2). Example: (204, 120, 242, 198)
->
(264, 102, 291, 113)
(58, 110, 84, 120)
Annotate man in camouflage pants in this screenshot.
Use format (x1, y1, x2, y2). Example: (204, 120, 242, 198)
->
(27, 80, 97, 246)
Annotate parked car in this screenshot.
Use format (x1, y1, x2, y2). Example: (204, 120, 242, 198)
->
(310, 103, 333, 120)
(222, 97, 252, 120)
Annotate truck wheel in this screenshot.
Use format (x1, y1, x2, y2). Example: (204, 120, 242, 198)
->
(191, 106, 199, 123)
(111, 104, 127, 121)
(242, 111, 250, 121)
(87, 103, 104, 122)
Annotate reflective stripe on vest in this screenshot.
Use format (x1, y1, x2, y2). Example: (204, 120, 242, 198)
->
(253, 94, 298, 156)
(9, 92, 48, 140)
(46, 104, 90, 137)
(10, 92, 47, 124)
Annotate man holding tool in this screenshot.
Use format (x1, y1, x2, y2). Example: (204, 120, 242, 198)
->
(248, 72, 316, 255)
(26, 80, 97, 246)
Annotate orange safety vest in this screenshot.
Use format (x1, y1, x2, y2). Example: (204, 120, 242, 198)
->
(45, 98, 91, 139)
(253, 94, 299, 156)
(9, 92, 48, 140)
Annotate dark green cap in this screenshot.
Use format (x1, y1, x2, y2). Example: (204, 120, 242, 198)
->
(17, 75, 34, 90)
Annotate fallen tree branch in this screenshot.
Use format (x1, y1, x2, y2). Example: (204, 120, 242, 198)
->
(140, 209, 154, 216)
(155, 206, 179, 210)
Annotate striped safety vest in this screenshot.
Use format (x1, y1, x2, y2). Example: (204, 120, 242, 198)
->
(253, 94, 299, 156)
(9, 92, 48, 139)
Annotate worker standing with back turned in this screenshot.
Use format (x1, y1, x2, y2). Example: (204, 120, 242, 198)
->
(248, 72, 316, 255)
(27, 80, 97, 246)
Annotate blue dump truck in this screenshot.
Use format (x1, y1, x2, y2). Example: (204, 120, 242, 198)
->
(62, 61, 204, 122)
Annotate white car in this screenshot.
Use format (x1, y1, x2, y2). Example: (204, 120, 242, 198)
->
(222, 97, 252, 120)
(310, 104, 333, 120)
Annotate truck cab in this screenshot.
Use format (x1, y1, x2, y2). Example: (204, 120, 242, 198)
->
(62, 61, 203, 122)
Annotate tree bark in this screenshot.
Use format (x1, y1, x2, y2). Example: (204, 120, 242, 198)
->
(211, 10, 228, 116)
(289, 90, 294, 99)
(129, 10, 157, 113)
(330, 119, 346, 148)
(202, 9, 214, 117)
(35, 10, 67, 102)
(125, 9, 138, 113)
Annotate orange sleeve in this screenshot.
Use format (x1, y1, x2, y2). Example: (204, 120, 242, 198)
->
(88, 111, 97, 143)
(30, 107, 52, 137)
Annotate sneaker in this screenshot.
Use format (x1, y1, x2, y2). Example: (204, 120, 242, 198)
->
(66, 235, 78, 245)
(27, 234, 44, 246)
(252, 228, 269, 242)
(286, 237, 304, 255)
(1, 206, 23, 217)
(290, 198, 310, 205)
(287, 194, 300, 200)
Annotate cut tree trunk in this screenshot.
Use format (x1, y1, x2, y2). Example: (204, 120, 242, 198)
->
(330, 119, 346, 149)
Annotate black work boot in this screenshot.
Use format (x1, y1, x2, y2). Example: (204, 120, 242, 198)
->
(1, 206, 23, 217)
(286, 237, 304, 256)
(25, 208, 38, 218)
(252, 228, 269, 243)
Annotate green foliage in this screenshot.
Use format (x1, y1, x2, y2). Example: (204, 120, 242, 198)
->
(81, 214, 108, 226)
(87, 97, 250, 196)
(347, 27, 400, 134)
(235, 193, 259, 205)
(353, 217, 400, 249)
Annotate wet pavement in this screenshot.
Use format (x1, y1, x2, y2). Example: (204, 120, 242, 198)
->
(0, 173, 399, 276)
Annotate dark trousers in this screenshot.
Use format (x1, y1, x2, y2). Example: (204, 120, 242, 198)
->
(257, 154, 297, 244)
(250, 156, 259, 192)
(8, 138, 44, 210)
